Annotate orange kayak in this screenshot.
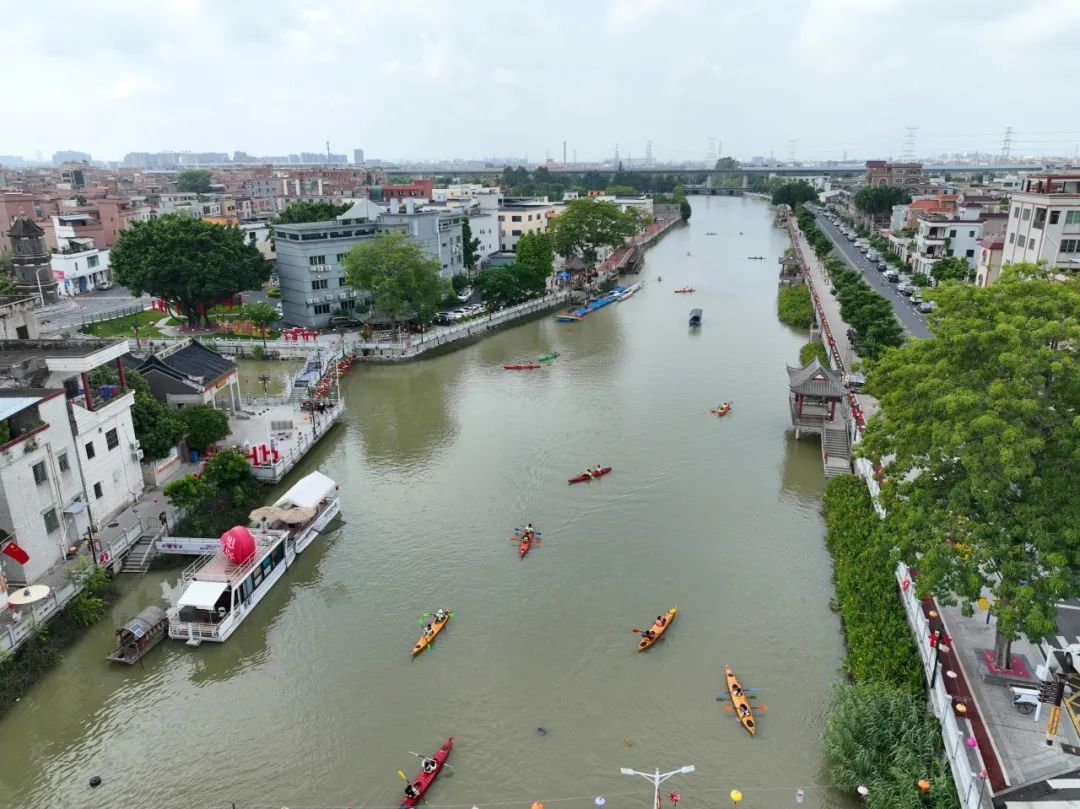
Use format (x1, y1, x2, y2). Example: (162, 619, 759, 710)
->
(518, 532, 534, 558)
(411, 610, 451, 656)
(637, 606, 677, 651)
(725, 665, 756, 736)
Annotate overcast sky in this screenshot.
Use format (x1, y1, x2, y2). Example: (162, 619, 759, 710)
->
(3, 0, 1079, 163)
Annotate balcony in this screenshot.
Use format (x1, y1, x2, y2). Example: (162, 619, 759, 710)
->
(68, 387, 134, 435)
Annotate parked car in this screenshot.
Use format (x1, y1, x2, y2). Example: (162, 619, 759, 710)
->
(878, 261, 889, 271)
(918, 301, 938, 313)
(457, 287, 473, 303)
(328, 316, 362, 330)
(434, 311, 454, 325)
(884, 269, 900, 283)
(451, 309, 469, 321)
(97, 280, 114, 291)
(897, 283, 915, 296)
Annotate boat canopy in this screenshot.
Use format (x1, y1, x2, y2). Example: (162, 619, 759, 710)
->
(117, 605, 167, 640)
(177, 580, 229, 610)
(274, 471, 336, 511)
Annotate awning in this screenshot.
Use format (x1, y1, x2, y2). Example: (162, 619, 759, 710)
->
(176, 580, 228, 610)
(274, 471, 335, 510)
(64, 500, 89, 514)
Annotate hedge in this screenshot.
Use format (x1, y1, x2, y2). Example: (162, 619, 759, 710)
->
(778, 284, 815, 329)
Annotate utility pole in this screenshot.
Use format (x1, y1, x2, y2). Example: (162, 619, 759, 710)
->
(326, 140, 331, 163)
(563, 140, 567, 165)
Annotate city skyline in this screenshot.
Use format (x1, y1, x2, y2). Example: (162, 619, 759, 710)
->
(1, 0, 1079, 163)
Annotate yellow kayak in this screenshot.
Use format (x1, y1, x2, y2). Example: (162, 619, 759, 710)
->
(411, 610, 451, 656)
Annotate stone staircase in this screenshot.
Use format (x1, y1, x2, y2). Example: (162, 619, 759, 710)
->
(120, 536, 156, 574)
(823, 425, 852, 478)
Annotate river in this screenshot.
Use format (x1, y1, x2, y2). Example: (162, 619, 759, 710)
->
(0, 197, 851, 809)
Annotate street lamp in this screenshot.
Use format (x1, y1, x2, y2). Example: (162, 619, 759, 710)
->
(620, 764, 695, 809)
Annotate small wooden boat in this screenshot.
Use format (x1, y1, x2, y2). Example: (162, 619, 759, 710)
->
(674, 288, 695, 294)
(400, 737, 453, 808)
(107, 605, 169, 664)
(637, 606, 677, 651)
(411, 609, 451, 656)
(689, 309, 702, 327)
(725, 665, 756, 736)
(538, 352, 560, 362)
(505, 364, 541, 370)
(747, 256, 765, 260)
(618, 282, 643, 302)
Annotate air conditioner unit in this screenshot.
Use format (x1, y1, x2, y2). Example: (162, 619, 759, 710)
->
(132, 448, 144, 461)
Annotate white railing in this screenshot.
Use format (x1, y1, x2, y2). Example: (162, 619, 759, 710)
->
(896, 562, 994, 809)
(1, 578, 80, 654)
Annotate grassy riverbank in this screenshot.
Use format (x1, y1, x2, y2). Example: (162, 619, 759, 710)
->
(777, 284, 814, 329)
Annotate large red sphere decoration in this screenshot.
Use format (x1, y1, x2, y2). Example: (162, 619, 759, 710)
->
(220, 525, 256, 563)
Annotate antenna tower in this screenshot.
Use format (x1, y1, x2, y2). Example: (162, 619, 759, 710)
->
(902, 126, 917, 160)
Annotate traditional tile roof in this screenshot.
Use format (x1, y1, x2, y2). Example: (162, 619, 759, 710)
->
(787, 357, 846, 398)
(7, 216, 43, 238)
(136, 340, 234, 390)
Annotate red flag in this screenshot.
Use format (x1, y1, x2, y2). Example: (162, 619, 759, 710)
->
(2, 541, 30, 565)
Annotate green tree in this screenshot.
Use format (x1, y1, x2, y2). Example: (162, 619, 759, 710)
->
(474, 265, 520, 308)
(581, 171, 610, 191)
(713, 156, 740, 170)
(799, 341, 830, 367)
(203, 447, 253, 489)
(859, 264, 1080, 664)
(178, 404, 230, 453)
(605, 185, 637, 196)
(241, 301, 279, 346)
(164, 473, 212, 511)
(342, 231, 449, 324)
(771, 181, 819, 207)
(777, 284, 815, 329)
(514, 231, 554, 287)
(273, 200, 351, 224)
(176, 170, 212, 193)
(550, 199, 643, 268)
(930, 256, 972, 283)
(461, 217, 481, 270)
(854, 185, 912, 215)
(111, 215, 268, 328)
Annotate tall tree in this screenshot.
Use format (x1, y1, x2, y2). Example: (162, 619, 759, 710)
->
(178, 404, 230, 453)
(550, 199, 643, 268)
(514, 231, 554, 287)
(859, 264, 1080, 664)
(771, 181, 819, 207)
(930, 256, 973, 284)
(854, 186, 912, 215)
(342, 231, 449, 324)
(241, 301, 279, 346)
(461, 218, 481, 271)
(176, 170, 212, 193)
(273, 201, 351, 224)
(111, 215, 268, 328)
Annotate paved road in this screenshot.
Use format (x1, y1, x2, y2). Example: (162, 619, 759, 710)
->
(807, 207, 931, 339)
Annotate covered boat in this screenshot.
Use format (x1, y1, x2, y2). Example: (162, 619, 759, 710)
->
(689, 309, 703, 327)
(400, 737, 454, 808)
(106, 605, 169, 664)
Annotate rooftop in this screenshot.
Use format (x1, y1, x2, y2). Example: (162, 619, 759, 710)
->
(787, 357, 846, 398)
(137, 339, 235, 390)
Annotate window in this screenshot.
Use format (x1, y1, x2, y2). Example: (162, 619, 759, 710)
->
(308, 255, 327, 266)
(43, 508, 59, 534)
(1012, 206, 1020, 218)
(1062, 239, 1079, 253)
(511, 229, 522, 236)
(1021, 208, 1031, 221)
(1066, 211, 1080, 225)
(511, 215, 522, 222)
(58, 452, 70, 472)
(1008, 233, 1015, 244)
(965, 249, 975, 258)
(1029, 238, 1036, 249)
(94, 482, 103, 499)
(32, 461, 48, 485)
(312, 279, 328, 290)
(1033, 208, 1047, 229)
(338, 277, 347, 287)
(85, 440, 95, 459)
(498, 215, 505, 222)
(968, 231, 975, 237)
(949, 229, 956, 238)
(336, 253, 348, 263)
(1050, 210, 1061, 225)
(87, 255, 99, 268)
(314, 303, 331, 315)
(105, 428, 119, 450)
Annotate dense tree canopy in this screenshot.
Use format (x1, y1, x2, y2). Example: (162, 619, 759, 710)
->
(771, 181, 819, 208)
(854, 185, 912, 215)
(176, 170, 212, 193)
(273, 201, 351, 224)
(342, 231, 449, 324)
(461, 218, 480, 270)
(859, 264, 1080, 661)
(240, 301, 279, 345)
(930, 256, 973, 283)
(111, 215, 269, 327)
(475, 232, 552, 308)
(550, 199, 646, 268)
(178, 404, 230, 453)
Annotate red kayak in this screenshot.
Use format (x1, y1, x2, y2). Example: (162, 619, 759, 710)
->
(400, 737, 453, 808)
(568, 467, 612, 484)
(505, 364, 541, 370)
(518, 532, 533, 558)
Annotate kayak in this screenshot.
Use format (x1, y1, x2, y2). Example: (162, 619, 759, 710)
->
(538, 352, 560, 362)
(515, 530, 536, 558)
(411, 609, 451, 657)
(399, 736, 454, 808)
(568, 466, 612, 484)
(725, 665, 756, 736)
(637, 606, 677, 652)
(711, 405, 732, 417)
(674, 288, 695, 294)
(505, 364, 541, 370)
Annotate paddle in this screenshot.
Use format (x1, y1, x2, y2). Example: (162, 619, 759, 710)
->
(422, 612, 455, 618)
(408, 752, 454, 770)
(723, 704, 768, 712)
(715, 689, 761, 699)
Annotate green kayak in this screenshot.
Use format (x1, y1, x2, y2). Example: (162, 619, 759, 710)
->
(538, 352, 560, 362)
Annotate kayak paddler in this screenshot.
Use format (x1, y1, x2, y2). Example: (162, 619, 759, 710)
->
(435, 608, 447, 622)
(656, 615, 667, 627)
(405, 783, 421, 798)
(524, 523, 534, 539)
(422, 758, 437, 773)
(424, 623, 434, 637)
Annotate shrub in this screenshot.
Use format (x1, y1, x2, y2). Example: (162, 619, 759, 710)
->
(799, 341, 830, 367)
(266, 286, 282, 298)
(777, 284, 815, 329)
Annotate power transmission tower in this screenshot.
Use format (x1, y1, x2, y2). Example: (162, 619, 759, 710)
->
(706, 138, 717, 164)
(614, 144, 620, 164)
(645, 140, 654, 164)
(1000, 126, 1013, 161)
(902, 126, 917, 161)
(787, 139, 797, 164)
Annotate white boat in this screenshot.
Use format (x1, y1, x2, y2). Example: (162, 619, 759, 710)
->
(167, 471, 341, 646)
(618, 282, 643, 301)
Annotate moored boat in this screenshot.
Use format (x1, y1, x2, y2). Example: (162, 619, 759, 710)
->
(106, 605, 169, 664)
(689, 308, 703, 327)
(674, 287, 695, 294)
(568, 466, 612, 484)
(400, 737, 454, 808)
(554, 313, 583, 322)
(725, 665, 756, 736)
(505, 364, 541, 370)
(618, 282, 643, 302)
(168, 471, 341, 646)
(412, 609, 451, 656)
(637, 606, 677, 651)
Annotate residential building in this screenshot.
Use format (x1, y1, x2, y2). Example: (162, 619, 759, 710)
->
(6, 216, 59, 304)
(1001, 172, 1080, 274)
(468, 211, 500, 268)
(51, 247, 111, 296)
(380, 179, 433, 203)
(239, 221, 275, 261)
(353, 149, 365, 164)
(498, 199, 558, 251)
(865, 160, 923, 189)
(0, 296, 39, 340)
(136, 339, 241, 411)
(380, 201, 465, 278)
(975, 236, 1005, 287)
(52, 150, 91, 166)
(0, 338, 146, 583)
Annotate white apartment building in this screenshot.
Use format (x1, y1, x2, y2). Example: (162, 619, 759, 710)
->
(1001, 172, 1080, 274)
(51, 247, 112, 296)
(499, 199, 558, 251)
